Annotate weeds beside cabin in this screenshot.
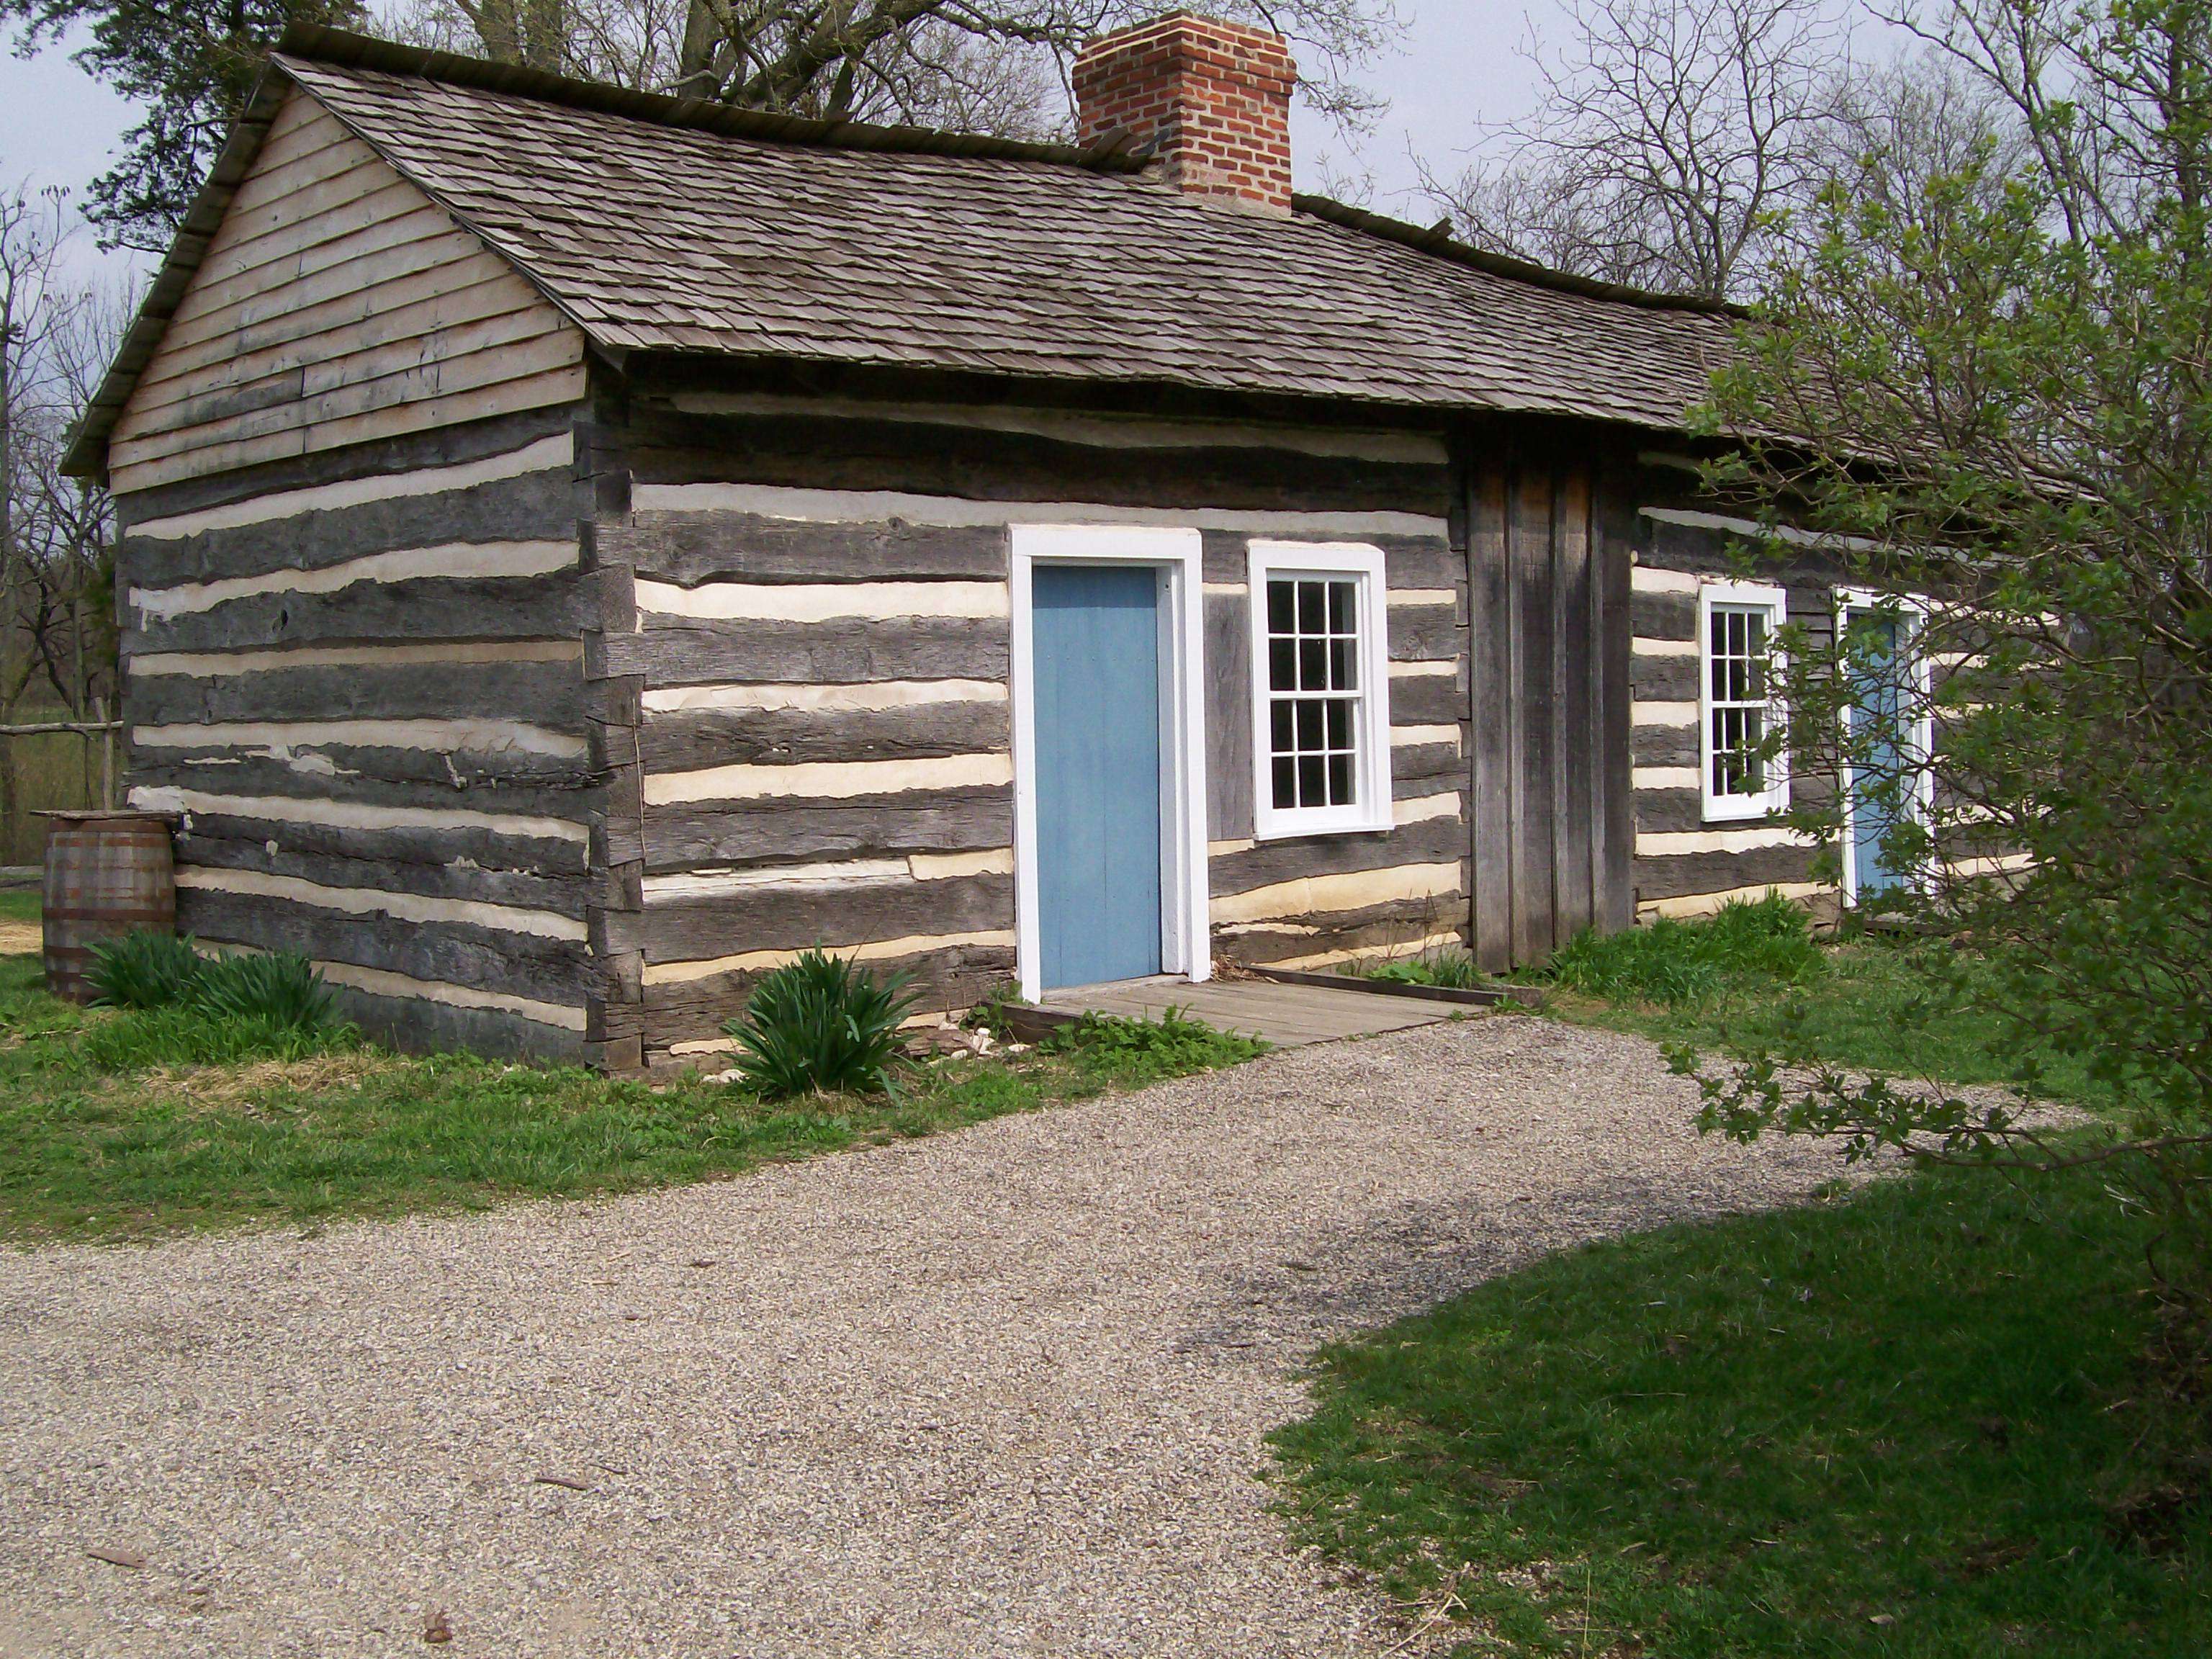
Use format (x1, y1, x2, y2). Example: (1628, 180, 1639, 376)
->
(63, 17, 1905, 1071)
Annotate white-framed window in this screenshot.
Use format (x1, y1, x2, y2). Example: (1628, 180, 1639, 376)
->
(1699, 579, 1789, 822)
(1247, 541, 1394, 839)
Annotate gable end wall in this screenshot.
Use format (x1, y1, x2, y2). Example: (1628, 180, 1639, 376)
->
(105, 87, 588, 498)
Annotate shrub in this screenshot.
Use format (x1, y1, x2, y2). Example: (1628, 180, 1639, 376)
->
(86, 930, 205, 1010)
(723, 950, 918, 1099)
(1545, 894, 1823, 1007)
(1039, 1007, 1269, 1087)
(188, 950, 341, 1031)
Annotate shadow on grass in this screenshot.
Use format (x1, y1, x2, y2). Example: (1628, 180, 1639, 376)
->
(1271, 1162, 2208, 1657)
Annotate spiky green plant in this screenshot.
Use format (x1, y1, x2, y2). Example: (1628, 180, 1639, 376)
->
(86, 930, 206, 1010)
(722, 950, 918, 1099)
(187, 950, 341, 1031)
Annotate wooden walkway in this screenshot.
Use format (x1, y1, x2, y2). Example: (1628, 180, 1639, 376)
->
(1040, 975, 1457, 1049)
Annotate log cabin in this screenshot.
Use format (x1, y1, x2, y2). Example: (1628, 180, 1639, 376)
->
(63, 15, 1908, 1071)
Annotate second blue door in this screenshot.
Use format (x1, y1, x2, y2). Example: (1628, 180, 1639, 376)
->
(1845, 611, 1912, 900)
(1032, 565, 1164, 989)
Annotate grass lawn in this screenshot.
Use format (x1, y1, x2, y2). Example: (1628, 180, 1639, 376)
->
(1539, 905, 2098, 1102)
(1272, 1159, 2209, 1656)
(0, 949, 1262, 1244)
(1274, 901, 2208, 1655)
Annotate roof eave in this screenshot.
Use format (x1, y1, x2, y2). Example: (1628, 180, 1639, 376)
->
(616, 344, 1711, 441)
(61, 68, 297, 482)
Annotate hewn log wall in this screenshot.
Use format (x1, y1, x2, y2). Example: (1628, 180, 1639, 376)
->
(117, 405, 605, 1060)
(105, 90, 587, 497)
(1627, 479, 1832, 918)
(588, 376, 1469, 1066)
(1200, 528, 1469, 971)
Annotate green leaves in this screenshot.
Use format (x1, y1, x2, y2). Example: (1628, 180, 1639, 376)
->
(189, 950, 340, 1030)
(1035, 1007, 1267, 1087)
(721, 948, 919, 1100)
(0, 0, 367, 249)
(1696, 0, 2212, 1363)
(86, 930, 204, 1010)
(85, 929, 345, 1044)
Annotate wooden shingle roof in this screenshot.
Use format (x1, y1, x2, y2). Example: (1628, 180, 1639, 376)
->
(71, 27, 1741, 477)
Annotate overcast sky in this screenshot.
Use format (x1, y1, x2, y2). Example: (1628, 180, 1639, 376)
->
(0, 5, 1568, 284)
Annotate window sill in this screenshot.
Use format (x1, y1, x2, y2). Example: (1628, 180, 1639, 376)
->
(1251, 812, 1398, 842)
(1701, 798, 1789, 826)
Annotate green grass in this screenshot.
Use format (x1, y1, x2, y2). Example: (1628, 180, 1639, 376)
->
(1530, 898, 2097, 1100)
(1272, 1161, 2211, 1657)
(0, 954, 1264, 1244)
(0, 889, 40, 926)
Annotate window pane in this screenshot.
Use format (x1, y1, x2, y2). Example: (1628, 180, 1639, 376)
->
(1328, 637, 1355, 691)
(1300, 639, 1327, 690)
(1260, 565, 1374, 820)
(1326, 752, 1353, 804)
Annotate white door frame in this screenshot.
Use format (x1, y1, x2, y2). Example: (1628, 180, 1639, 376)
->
(1835, 588, 1934, 907)
(1009, 524, 1210, 1002)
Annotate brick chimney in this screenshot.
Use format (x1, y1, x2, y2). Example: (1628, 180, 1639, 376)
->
(1073, 13, 1298, 214)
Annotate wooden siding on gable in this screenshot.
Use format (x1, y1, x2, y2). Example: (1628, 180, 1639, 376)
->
(106, 89, 587, 496)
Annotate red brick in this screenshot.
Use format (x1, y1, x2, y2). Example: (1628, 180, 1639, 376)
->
(1071, 12, 1296, 213)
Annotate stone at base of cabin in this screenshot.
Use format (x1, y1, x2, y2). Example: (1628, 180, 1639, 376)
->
(905, 1020, 1000, 1060)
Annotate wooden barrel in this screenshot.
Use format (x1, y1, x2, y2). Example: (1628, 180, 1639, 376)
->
(41, 811, 177, 1003)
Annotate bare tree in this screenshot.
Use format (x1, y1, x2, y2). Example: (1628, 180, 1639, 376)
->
(1423, 0, 1849, 301)
(391, 0, 1402, 140)
(0, 189, 122, 850)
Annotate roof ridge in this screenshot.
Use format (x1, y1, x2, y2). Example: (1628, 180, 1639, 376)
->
(1290, 194, 1748, 320)
(282, 24, 1738, 323)
(274, 24, 1151, 174)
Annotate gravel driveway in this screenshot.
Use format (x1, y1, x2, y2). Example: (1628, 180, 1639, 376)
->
(0, 1015, 1848, 1658)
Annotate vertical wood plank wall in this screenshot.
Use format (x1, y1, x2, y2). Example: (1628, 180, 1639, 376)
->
(1465, 442, 1635, 970)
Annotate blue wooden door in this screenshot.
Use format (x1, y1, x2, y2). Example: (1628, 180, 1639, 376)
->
(1032, 565, 1164, 988)
(1845, 611, 1912, 900)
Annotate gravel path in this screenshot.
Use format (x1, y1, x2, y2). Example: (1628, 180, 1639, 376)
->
(0, 1016, 1849, 1658)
